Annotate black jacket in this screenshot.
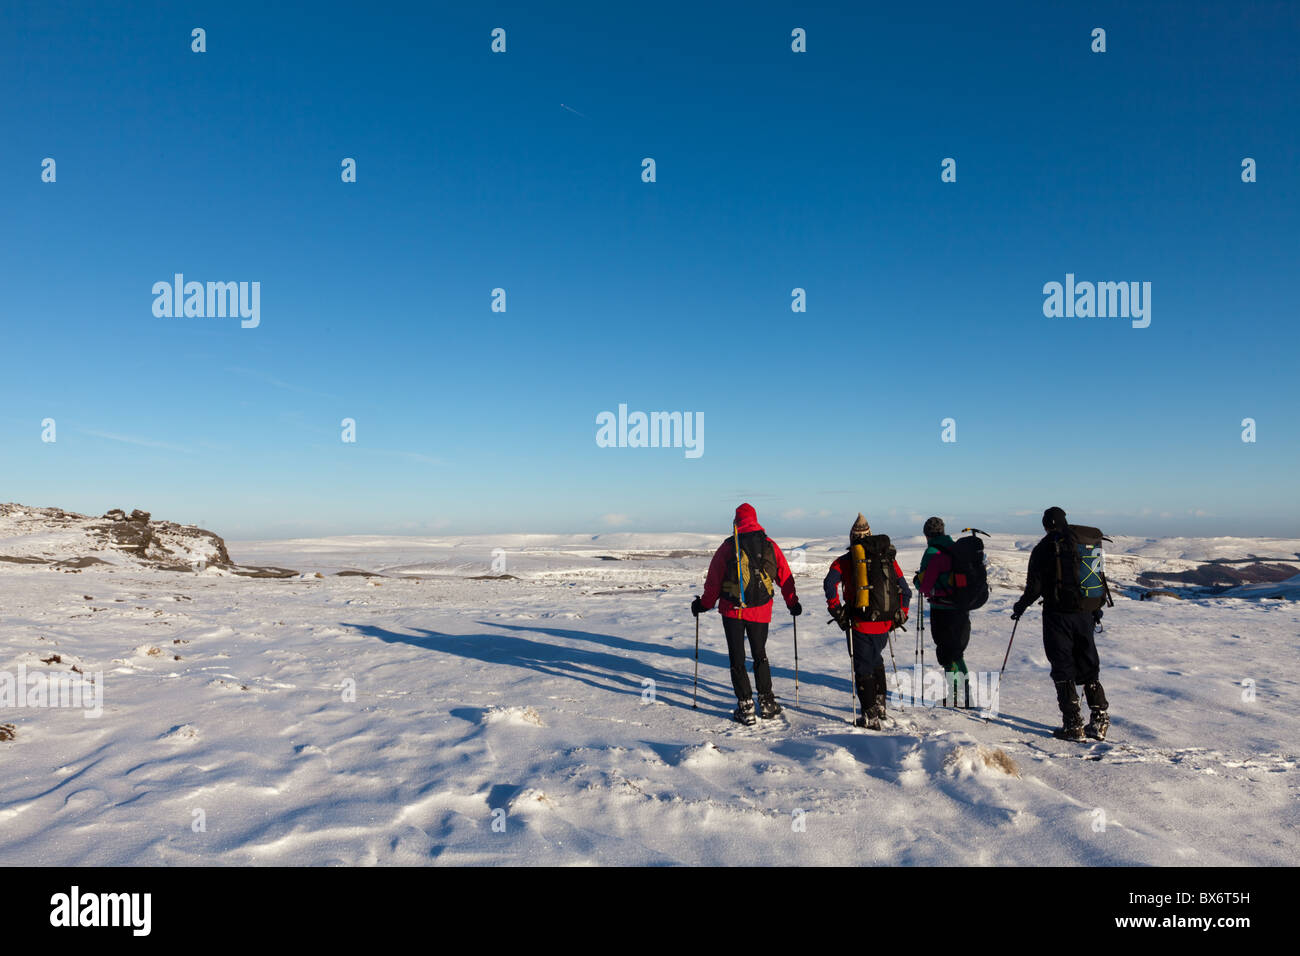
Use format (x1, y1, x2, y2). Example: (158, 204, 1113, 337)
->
(1016, 531, 1069, 614)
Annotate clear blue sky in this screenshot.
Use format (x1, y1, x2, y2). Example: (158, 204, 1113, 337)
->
(4, 1, 1297, 540)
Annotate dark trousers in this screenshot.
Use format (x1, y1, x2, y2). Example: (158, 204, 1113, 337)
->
(721, 617, 772, 699)
(1042, 610, 1101, 684)
(929, 607, 970, 668)
(846, 629, 888, 709)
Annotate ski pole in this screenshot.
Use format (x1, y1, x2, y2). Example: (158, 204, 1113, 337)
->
(1000, 617, 1020, 677)
(792, 614, 800, 706)
(886, 629, 902, 711)
(919, 591, 925, 705)
(848, 626, 858, 725)
(692, 604, 700, 709)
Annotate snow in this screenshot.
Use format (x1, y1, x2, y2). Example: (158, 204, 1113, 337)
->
(1, 524, 1297, 865)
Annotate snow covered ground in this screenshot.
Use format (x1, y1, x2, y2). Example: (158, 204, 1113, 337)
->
(2, 516, 1298, 865)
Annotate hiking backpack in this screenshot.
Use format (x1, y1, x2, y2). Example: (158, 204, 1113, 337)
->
(721, 530, 777, 607)
(848, 535, 899, 622)
(1052, 524, 1115, 612)
(934, 530, 990, 611)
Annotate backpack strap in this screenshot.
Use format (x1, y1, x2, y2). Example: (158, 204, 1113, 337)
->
(1052, 536, 1064, 604)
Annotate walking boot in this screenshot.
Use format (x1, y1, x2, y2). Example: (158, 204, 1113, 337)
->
(733, 697, 758, 726)
(1052, 681, 1085, 740)
(1083, 680, 1110, 740)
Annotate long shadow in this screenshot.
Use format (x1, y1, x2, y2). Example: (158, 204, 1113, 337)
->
(343, 622, 734, 710)
(483, 620, 850, 696)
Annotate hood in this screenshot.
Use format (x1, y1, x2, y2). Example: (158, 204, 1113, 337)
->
(733, 503, 763, 534)
(926, 533, 955, 548)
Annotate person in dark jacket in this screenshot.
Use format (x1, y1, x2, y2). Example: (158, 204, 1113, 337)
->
(914, 516, 971, 706)
(824, 513, 911, 729)
(692, 503, 801, 724)
(1011, 506, 1110, 741)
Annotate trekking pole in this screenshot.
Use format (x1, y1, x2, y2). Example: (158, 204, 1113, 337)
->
(848, 626, 858, 725)
(792, 615, 800, 706)
(692, 606, 700, 709)
(919, 591, 925, 705)
(999, 617, 1020, 677)
(886, 629, 902, 710)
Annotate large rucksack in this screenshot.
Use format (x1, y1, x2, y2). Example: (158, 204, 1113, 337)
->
(721, 530, 777, 607)
(1051, 524, 1115, 612)
(934, 531, 990, 611)
(848, 535, 899, 622)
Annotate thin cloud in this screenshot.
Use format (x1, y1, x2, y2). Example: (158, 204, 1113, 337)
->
(82, 430, 195, 454)
(226, 367, 339, 401)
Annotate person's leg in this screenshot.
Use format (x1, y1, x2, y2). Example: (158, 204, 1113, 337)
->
(930, 609, 957, 668)
(1041, 611, 1076, 685)
(1072, 611, 1110, 737)
(1072, 611, 1101, 685)
(955, 611, 972, 705)
(721, 616, 753, 701)
(932, 609, 963, 704)
(747, 620, 773, 698)
(1043, 611, 1083, 737)
(847, 629, 877, 717)
(869, 635, 889, 718)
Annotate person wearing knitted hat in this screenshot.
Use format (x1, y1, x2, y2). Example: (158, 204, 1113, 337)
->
(823, 513, 911, 729)
(914, 516, 972, 706)
(1011, 506, 1112, 741)
(692, 503, 802, 725)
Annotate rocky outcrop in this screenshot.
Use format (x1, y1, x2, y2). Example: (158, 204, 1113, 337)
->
(0, 503, 253, 574)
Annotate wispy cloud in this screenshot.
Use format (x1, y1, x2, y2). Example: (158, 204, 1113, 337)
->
(83, 430, 195, 454)
(601, 513, 631, 527)
(226, 367, 338, 401)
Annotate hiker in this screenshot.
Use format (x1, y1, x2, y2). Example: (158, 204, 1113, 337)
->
(824, 513, 911, 729)
(914, 516, 971, 706)
(691, 503, 801, 725)
(1011, 506, 1114, 741)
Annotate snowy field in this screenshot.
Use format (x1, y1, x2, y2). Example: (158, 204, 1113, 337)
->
(2, 510, 1298, 866)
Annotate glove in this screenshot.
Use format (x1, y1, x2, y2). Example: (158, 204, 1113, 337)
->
(829, 605, 848, 629)
(1092, 609, 1104, 626)
(789, 601, 803, 617)
(1010, 602, 1025, 621)
(691, 596, 704, 617)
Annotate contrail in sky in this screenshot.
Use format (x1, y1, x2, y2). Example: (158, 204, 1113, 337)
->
(560, 103, 588, 118)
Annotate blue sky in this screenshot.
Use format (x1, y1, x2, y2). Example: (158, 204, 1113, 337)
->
(3, 1, 1297, 540)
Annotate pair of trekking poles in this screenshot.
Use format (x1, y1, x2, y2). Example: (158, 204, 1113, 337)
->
(691, 608, 801, 710)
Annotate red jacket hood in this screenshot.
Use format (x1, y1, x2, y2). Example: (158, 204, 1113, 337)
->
(733, 503, 763, 534)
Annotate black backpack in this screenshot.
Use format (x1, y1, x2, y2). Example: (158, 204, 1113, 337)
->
(721, 530, 776, 607)
(934, 530, 990, 611)
(848, 535, 899, 622)
(1051, 524, 1115, 613)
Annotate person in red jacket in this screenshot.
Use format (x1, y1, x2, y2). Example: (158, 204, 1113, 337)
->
(824, 513, 911, 729)
(692, 503, 801, 725)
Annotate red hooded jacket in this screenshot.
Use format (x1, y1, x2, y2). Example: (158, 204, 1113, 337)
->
(699, 504, 799, 623)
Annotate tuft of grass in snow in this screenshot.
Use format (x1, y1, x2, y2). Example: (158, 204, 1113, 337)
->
(945, 744, 1021, 778)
